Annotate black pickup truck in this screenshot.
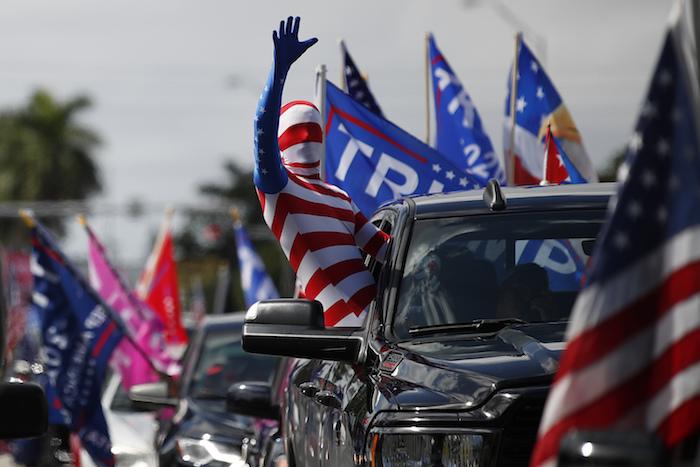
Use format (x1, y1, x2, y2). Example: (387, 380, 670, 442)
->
(236, 181, 615, 467)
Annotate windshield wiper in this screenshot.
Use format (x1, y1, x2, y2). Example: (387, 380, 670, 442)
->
(408, 318, 528, 337)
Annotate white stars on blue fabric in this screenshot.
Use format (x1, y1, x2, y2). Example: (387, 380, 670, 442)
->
(589, 31, 700, 282)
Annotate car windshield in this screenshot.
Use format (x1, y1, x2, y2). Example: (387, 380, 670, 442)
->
(189, 328, 278, 399)
(394, 210, 606, 338)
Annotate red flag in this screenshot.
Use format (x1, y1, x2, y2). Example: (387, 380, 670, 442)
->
(136, 209, 188, 349)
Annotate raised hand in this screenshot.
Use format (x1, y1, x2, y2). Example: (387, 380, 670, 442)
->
(273, 16, 318, 73)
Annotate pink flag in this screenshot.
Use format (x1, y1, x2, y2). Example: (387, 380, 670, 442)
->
(84, 218, 180, 389)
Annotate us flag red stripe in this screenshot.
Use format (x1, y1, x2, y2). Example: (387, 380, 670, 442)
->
(531, 5, 700, 466)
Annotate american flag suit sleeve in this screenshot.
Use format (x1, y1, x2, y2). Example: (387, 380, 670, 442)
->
(253, 46, 287, 195)
(254, 17, 317, 195)
(352, 202, 389, 263)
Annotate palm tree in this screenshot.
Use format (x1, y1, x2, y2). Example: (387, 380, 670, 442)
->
(0, 89, 102, 243)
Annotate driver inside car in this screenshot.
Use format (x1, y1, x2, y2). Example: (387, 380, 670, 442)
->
(496, 263, 556, 321)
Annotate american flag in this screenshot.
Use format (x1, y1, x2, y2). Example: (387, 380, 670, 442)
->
(531, 7, 700, 467)
(341, 39, 384, 117)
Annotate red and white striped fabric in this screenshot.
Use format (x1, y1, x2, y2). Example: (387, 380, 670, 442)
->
(257, 177, 388, 327)
(278, 101, 324, 178)
(531, 229, 700, 467)
(258, 100, 389, 327)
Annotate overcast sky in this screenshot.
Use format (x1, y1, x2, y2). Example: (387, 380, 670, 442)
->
(0, 0, 674, 267)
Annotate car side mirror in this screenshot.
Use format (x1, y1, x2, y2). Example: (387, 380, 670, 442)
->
(0, 382, 48, 439)
(226, 381, 280, 421)
(129, 381, 178, 409)
(242, 299, 365, 363)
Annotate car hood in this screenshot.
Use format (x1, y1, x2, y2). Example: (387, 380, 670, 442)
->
(383, 322, 566, 410)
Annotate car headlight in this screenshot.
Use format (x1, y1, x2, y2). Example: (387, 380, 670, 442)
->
(369, 429, 497, 467)
(176, 434, 246, 467)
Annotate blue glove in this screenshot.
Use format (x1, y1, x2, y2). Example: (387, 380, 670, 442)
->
(273, 16, 318, 75)
(254, 16, 318, 194)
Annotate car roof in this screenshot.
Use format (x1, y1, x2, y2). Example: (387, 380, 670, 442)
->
(390, 182, 617, 219)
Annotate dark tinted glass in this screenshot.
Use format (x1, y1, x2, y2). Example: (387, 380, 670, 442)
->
(394, 210, 605, 338)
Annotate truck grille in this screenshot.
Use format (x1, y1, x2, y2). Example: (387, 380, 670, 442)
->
(497, 396, 546, 467)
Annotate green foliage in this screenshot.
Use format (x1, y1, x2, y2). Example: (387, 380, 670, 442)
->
(598, 146, 627, 182)
(0, 89, 102, 244)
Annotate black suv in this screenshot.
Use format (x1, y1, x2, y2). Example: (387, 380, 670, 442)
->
(130, 313, 279, 467)
(238, 181, 614, 467)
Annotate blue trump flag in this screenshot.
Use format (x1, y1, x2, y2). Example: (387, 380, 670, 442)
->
(28, 213, 123, 467)
(515, 239, 588, 291)
(428, 34, 505, 186)
(323, 80, 482, 217)
(341, 39, 384, 117)
(232, 214, 279, 308)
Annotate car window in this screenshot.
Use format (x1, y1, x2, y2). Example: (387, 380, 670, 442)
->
(188, 328, 278, 399)
(393, 210, 605, 338)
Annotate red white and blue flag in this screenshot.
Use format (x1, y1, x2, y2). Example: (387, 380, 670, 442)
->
(428, 34, 505, 186)
(29, 213, 123, 467)
(531, 4, 700, 466)
(504, 37, 597, 186)
(542, 124, 586, 185)
(323, 79, 482, 217)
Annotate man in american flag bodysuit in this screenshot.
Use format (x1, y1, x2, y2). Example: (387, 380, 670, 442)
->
(254, 16, 390, 327)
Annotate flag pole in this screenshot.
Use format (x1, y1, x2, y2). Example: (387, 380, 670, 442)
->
(229, 205, 241, 224)
(229, 206, 244, 234)
(339, 39, 346, 92)
(316, 63, 328, 181)
(691, 0, 700, 95)
(541, 124, 552, 186)
(508, 31, 522, 187)
(424, 32, 431, 145)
